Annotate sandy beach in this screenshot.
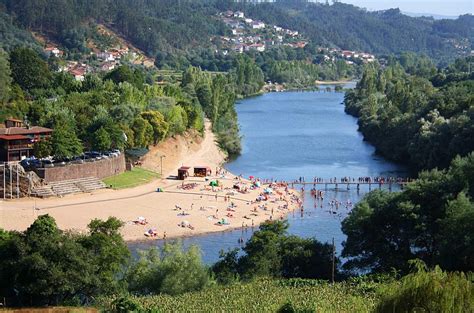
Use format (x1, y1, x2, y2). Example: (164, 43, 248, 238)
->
(0, 122, 302, 241)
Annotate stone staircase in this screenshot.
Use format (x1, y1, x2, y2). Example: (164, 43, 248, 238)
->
(32, 177, 107, 198)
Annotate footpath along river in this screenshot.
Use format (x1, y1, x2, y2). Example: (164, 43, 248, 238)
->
(130, 85, 405, 264)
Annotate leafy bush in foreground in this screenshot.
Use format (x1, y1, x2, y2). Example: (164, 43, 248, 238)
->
(125, 242, 212, 296)
(375, 260, 474, 313)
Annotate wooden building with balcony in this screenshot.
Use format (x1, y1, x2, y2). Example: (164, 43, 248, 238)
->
(0, 119, 53, 162)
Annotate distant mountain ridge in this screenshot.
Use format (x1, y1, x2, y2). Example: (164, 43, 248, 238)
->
(402, 11, 460, 20)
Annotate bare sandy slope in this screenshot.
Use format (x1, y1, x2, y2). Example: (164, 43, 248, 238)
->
(142, 121, 226, 178)
(0, 123, 301, 241)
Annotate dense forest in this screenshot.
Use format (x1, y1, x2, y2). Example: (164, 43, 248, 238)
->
(345, 54, 474, 171)
(341, 54, 474, 282)
(0, 0, 472, 66)
(342, 153, 474, 275)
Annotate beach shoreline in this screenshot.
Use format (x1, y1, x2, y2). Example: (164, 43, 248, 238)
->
(0, 121, 302, 241)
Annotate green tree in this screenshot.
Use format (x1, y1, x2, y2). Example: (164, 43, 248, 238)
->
(0, 215, 126, 306)
(9, 47, 51, 93)
(213, 221, 337, 281)
(141, 110, 169, 144)
(166, 105, 187, 136)
(126, 242, 211, 295)
(51, 124, 83, 158)
(78, 217, 130, 296)
(104, 65, 145, 89)
(0, 49, 12, 103)
(131, 116, 153, 148)
(33, 140, 52, 158)
(439, 192, 474, 271)
(92, 126, 112, 151)
(376, 260, 473, 313)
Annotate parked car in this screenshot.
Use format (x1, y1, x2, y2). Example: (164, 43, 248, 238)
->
(84, 151, 102, 160)
(52, 159, 67, 167)
(20, 158, 40, 169)
(103, 151, 118, 158)
(42, 159, 54, 168)
(71, 156, 85, 164)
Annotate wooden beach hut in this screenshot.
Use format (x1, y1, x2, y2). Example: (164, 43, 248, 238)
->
(177, 166, 190, 180)
(194, 166, 212, 177)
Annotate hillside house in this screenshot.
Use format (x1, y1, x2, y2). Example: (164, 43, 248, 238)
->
(247, 43, 265, 52)
(0, 119, 53, 162)
(251, 21, 265, 29)
(234, 11, 244, 18)
(100, 62, 116, 72)
(69, 67, 86, 81)
(44, 46, 63, 58)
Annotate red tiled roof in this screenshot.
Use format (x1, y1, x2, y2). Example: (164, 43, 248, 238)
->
(6, 118, 23, 122)
(0, 126, 53, 135)
(0, 134, 29, 140)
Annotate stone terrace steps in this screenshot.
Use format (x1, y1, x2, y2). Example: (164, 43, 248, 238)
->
(32, 177, 107, 198)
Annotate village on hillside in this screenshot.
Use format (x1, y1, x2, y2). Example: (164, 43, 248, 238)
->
(35, 12, 378, 82)
(216, 10, 376, 64)
(36, 25, 155, 82)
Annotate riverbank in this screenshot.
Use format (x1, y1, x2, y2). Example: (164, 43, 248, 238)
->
(315, 79, 354, 85)
(261, 80, 356, 93)
(0, 122, 302, 241)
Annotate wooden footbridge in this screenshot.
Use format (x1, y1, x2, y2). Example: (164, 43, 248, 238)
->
(290, 180, 411, 191)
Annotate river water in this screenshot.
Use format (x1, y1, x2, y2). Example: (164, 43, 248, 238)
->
(130, 86, 405, 264)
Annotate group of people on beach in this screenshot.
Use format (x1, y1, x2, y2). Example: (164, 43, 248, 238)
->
(137, 171, 305, 240)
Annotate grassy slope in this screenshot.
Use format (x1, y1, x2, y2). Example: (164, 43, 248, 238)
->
(97, 278, 380, 312)
(103, 167, 159, 189)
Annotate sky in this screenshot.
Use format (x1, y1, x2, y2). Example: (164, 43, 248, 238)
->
(341, 0, 473, 16)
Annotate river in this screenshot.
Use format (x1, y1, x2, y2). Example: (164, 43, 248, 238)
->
(130, 86, 405, 264)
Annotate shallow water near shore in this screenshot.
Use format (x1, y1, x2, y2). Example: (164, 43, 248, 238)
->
(129, 85, 405, 264)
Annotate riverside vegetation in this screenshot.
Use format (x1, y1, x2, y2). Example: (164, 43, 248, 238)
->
(0, 47, 267, 157)
(0, 216, 472, 311)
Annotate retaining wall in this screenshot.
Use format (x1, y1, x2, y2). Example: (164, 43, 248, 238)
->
(36, 154, 126, 182)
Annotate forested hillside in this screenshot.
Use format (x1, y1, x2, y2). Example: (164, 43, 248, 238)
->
(0, 0, 226, 57)
(240, 2, 473, 64)
(0, 0, 472, 66)
(345, 54, 474, 171)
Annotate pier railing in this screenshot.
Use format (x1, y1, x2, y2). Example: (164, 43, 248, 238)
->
(290, 179, 411, 190)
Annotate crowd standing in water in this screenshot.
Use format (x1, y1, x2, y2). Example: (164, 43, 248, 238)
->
(295, 176, 412, 184)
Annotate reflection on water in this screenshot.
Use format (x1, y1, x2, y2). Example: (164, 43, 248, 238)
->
(129, 87, 405, 264)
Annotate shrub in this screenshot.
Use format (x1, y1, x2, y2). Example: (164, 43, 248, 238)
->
(126, 241, 213, 296)
(375, 260, 474, 313)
